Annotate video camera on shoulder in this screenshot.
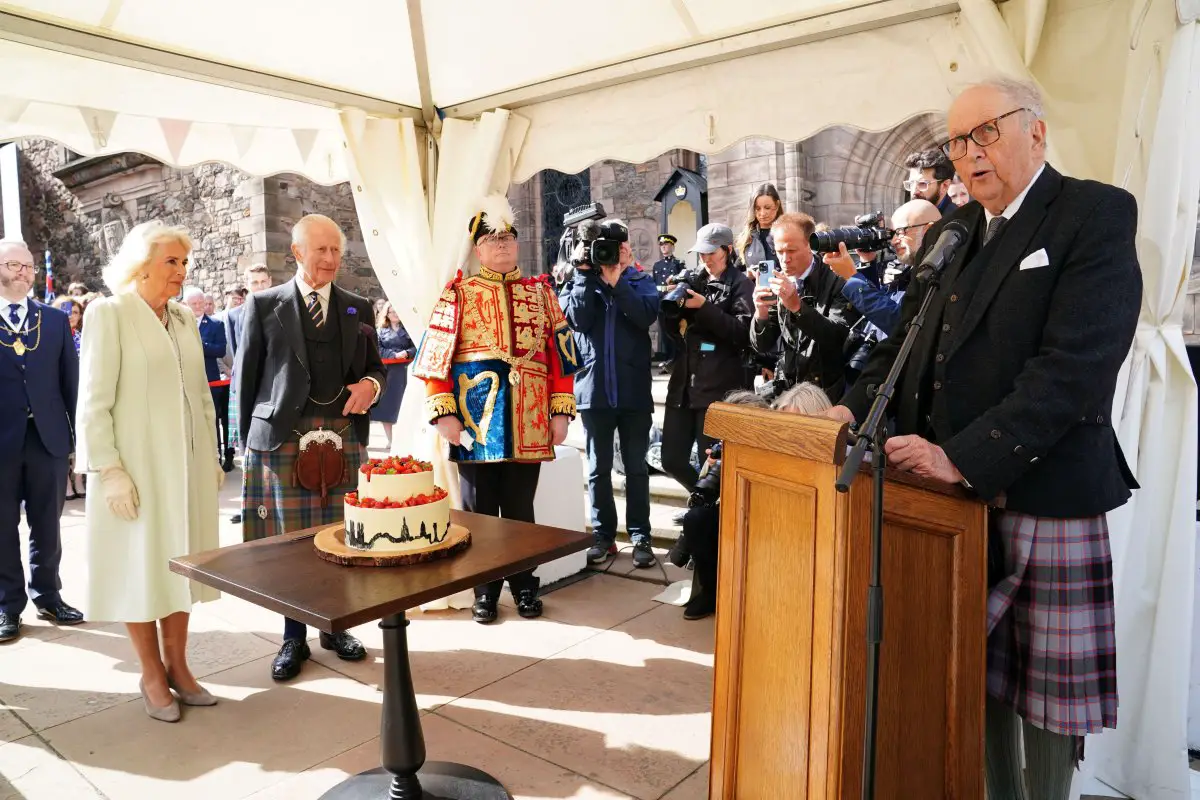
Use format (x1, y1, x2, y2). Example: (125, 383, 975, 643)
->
(809, 210, 895, 254)
(558, 202, 628, 271)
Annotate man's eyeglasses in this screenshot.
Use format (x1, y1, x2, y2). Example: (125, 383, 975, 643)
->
(0, 261, 34, 273)
(893, 223, 932, 237)
(940, 108, 1030, 161)
(902, 178, 936, 193)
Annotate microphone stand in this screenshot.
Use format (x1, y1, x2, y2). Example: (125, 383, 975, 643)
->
(835, 270, 943, 800)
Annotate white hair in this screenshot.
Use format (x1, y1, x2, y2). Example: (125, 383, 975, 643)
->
(772, 382, 833, 415)
(181, 286, 205, 301)
(292, 214, 346, 251)
(102, 220, 192, 294)
(963, 76, 1045, 119)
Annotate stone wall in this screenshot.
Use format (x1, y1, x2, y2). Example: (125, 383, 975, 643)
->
(588, 150, 700, 266)
(4, 139, 381, 303)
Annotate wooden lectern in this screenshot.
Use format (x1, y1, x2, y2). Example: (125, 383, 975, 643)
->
(703, 403, 988, 799)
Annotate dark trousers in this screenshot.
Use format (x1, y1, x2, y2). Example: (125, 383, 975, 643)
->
(211, 385, 230, 454)
(458, 461, 541, 599)
(683, 503, 720, 597)
(581, 408, 651, 545)
(661, 406, 717, 492)
(0, 419, 66, 616)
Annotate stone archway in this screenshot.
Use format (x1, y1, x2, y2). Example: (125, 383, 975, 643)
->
(862, 112, 946, 215)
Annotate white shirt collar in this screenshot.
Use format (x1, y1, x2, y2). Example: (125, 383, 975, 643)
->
(295, 273, 333, 306)
(984, 163, 1046, 225)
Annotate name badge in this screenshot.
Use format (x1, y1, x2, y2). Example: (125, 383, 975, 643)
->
(699, 342, 716, 353)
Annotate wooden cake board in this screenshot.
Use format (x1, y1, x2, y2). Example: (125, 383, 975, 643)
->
(314, 523, 470, 567)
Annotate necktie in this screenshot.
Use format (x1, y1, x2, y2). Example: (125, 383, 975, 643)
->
(306, 291, 324, 328)
(984, 216, 1007, 245)
(7, 304, 19, 328)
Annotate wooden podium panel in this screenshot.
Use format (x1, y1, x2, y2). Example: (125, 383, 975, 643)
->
(705, 404, 987, 800)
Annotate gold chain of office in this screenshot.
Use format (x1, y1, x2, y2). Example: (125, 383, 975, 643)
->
(0, 316, 42, 356)
(471, 288, 548, 386)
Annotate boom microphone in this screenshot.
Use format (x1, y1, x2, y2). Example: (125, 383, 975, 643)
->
(914, 220, 970, 281)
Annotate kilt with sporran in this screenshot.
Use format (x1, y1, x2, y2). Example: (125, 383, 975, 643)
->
(986, 509, 1118, 737)
(241, 414, 365, 542)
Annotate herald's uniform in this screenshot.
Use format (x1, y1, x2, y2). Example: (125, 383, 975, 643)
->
(413, 265, 578, 461)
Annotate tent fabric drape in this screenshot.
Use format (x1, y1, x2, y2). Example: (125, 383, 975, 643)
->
(1080, 19, 1200, 800)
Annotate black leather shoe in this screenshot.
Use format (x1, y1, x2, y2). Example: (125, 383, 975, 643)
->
(318, 631, 366, 661)
(221, 448, 235, 473)
(472, 596, 498, 624)
(35, 601, 84, 626)
(230, 514, 242, 524)
(272, 639, 311, 681)
(514, 588, 543, 619)
(0, 612, 19, 643)
(683, 590, 716, 621)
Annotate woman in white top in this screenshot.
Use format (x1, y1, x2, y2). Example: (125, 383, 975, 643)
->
(76, 221, 223, 723)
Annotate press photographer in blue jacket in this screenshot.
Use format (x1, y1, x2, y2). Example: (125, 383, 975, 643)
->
(560, 219, 661, 569)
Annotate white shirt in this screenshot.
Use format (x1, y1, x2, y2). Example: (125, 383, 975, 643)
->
(984, 163, 1046, 226)
(295, 273, 332, 318)
(2, 297, 28, 333)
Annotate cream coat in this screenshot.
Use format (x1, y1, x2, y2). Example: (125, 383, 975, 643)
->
(77, 293, 220, 622)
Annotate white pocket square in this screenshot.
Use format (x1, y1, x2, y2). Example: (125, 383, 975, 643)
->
(1019, 249, 1050, 271)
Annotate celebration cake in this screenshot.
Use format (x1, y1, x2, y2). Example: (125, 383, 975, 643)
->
(343, 456, 454, 553)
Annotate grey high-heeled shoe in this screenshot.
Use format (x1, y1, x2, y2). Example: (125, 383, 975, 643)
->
(167, 676, 217, 707)
(139, 679, 181, 723)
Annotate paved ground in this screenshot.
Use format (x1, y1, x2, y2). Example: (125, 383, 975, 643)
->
(0, 441, 712, 800)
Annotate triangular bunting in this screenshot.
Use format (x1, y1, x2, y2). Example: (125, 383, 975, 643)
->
(230, 125, 257, 158)
(79, 107, 117, 149)
(0, 98, 30, 125)
(292, 128, 318, 164)
(158, 118, 192, 164)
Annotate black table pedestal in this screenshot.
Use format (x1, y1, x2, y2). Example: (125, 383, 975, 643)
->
(319, 614, 512, 800)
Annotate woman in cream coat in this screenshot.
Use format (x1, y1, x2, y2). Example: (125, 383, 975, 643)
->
(77, 221, 223, 723)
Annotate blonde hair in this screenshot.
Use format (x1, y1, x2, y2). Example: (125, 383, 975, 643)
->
(772, 382, 832, 415)
(734, 183, 783, 263)
(102, 220, 192, 294)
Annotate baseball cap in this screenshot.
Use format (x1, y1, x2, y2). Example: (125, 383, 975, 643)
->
(689, 223, 734, 254)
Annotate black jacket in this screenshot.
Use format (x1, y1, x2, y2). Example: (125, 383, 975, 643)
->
(662, 266, 755, 409)
(842, 165, 1141, 517)
(236, 279, 386, 451)
(750, 257, 859, 399)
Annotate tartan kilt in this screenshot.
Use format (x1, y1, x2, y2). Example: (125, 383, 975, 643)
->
(241, 414, 365, 542)
(228, 382, 241, 451)
(986, 510, 1118, 736)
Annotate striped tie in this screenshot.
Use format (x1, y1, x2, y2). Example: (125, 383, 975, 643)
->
(306, 291, 324, 327)
(983, 215, 1007, 245)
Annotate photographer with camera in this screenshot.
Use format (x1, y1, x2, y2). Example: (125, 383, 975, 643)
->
(659, 223, 754, 494)
(750, 212, 859, 402)
(559, 219, 661, 569)
(821, 200, 942, 380)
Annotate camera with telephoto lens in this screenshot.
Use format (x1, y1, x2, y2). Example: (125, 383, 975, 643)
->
(664, 268, 707, 306)
(809, 210, 895, 254)
(689, 441, 723, 507)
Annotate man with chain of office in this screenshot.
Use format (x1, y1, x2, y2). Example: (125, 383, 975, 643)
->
(413, 196, 579, 625)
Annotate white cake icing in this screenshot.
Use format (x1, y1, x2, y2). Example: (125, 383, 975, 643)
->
(358, 469, 434, 502)
(343, 462, 452, 553)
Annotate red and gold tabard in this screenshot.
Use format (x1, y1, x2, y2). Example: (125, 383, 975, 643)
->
(413, 266, 578, 463)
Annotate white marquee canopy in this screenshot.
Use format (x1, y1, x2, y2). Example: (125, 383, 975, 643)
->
(1, 1, 1197, 798)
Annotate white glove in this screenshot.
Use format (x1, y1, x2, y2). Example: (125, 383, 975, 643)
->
(215, 460, 225, 490)
(100, 466, 140, 522)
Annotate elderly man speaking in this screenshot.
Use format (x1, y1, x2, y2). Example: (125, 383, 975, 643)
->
(236, 214, 385, 681)
(828, 78, 1141, 798)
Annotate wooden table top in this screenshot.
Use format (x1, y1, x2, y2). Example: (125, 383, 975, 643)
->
(169, 510, 592, 633)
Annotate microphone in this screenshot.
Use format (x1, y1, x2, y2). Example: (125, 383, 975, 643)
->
(914, 220, 970, 281)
